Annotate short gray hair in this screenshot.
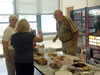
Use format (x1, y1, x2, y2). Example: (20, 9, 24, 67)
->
(9, 15, 17, 21)
(54, 9, 63, 15)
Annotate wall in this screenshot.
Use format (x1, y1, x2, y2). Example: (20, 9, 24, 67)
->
(88, 0, 100, 7)
(60, 0, 86, 15)
(60, 0, 100, 15)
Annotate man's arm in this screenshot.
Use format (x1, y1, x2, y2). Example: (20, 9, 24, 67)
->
(34, 30, 43, 42)
(72, 30, 79, 44)
(2, 40, 10, 61)
(53, 33, 58, 42)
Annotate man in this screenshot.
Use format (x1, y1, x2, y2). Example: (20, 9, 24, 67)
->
(2, 15, 17, 75)
(53, 9, 79, 56)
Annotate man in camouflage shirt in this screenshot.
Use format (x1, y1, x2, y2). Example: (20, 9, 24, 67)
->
(53, 9, 79, 56)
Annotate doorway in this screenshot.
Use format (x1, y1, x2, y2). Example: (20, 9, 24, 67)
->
(66, 6, 74, 17)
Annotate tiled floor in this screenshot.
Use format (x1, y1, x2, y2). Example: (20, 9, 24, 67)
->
(0, 42, 7, 75)
(0, 58, 7, 75)
(0, 43, 3, 55)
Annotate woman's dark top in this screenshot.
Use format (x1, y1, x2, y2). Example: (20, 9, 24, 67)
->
(11, 32, 35, 63)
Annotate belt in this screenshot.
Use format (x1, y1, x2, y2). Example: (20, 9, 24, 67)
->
(62, 39, 72, 43)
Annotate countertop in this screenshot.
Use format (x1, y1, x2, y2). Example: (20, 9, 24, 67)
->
(34, 48, 100, 75)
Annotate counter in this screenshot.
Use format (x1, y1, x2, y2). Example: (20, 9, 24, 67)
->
(34, 48, 100, 75)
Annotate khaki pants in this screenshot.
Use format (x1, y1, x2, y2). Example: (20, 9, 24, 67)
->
(5, 50, 15, 75)
(62, 40, 77, 56)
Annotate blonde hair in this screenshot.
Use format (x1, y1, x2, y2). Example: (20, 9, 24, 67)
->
(16, 19, 30, 32)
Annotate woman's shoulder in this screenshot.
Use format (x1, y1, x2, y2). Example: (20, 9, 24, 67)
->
(24, 32, 35, 38)
(11, 33, 19, 37)
(12, 32, 35, 37)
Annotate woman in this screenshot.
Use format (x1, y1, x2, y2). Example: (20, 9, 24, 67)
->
(11, 19, 43, 75)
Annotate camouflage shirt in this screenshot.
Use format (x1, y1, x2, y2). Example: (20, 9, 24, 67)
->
(56, 16, 78, 43)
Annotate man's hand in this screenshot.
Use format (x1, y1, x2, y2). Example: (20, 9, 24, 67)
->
(53, 37, 57, 42)
(52, 34, 58, 42)
(72, 40, 77, 45)
(38, 29, 42, 33)
(72, 31, 79, 45)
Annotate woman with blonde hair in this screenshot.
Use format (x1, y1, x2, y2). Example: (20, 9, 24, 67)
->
(11, 19, 43, 75)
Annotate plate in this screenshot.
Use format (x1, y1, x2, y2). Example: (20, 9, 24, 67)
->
(55, 70, 72, 75)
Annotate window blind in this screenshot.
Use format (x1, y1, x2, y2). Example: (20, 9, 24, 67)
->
(16, 0, 59, 14)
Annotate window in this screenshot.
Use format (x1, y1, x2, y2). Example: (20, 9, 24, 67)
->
(41, 15, 56, 34)
(16, 0, 59, 14)
(0, 15, 9, 37)
(0, 0, 59, 55)
(0, 0, 14, 37)
(0, 24, 8, 37)
(0, 15, 9, 22)
(0, 0, 14, 14)
(19, 14, 57, 34)
(19, 15, 37, 31)
(0, 0, 14, 55)
(19, 15, 36, 22)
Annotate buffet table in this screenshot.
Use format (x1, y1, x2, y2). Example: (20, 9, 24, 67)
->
(34, 48, 100, 75)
